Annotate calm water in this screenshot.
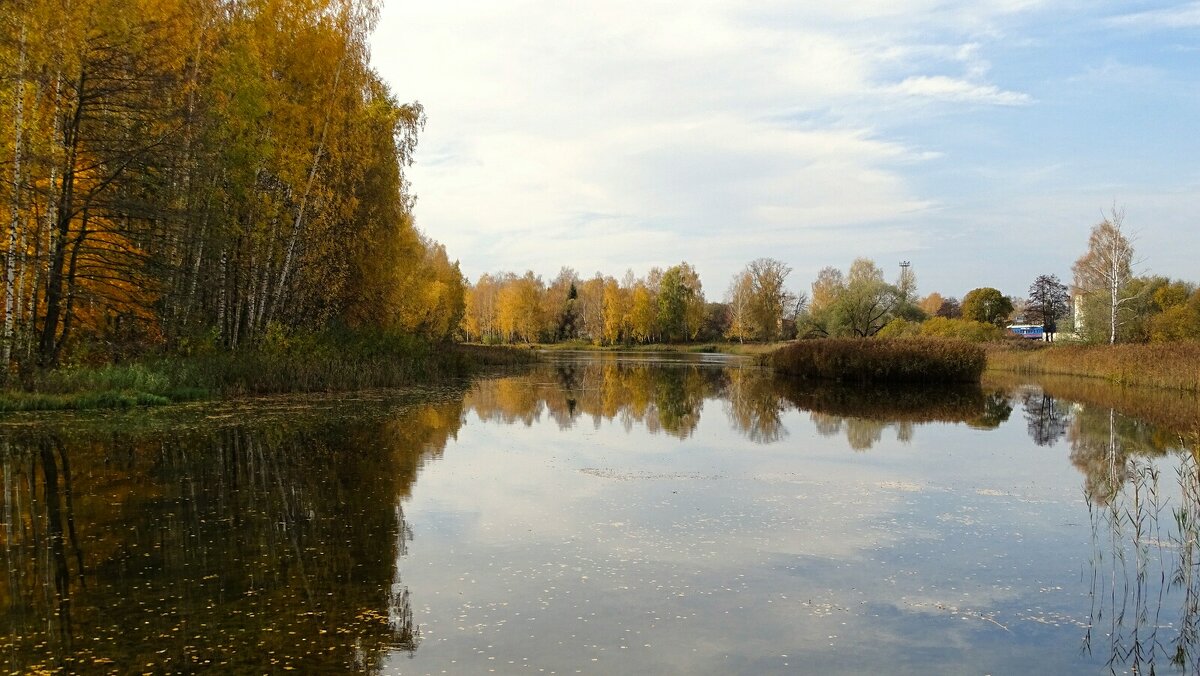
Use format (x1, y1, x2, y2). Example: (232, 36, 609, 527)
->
(3, 353, 1200, 674)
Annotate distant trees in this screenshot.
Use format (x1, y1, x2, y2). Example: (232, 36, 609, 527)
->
(725, 270, 755, 343)
(461, 263, 708, 345)
(1026, 274, 1069, 341)
(918, 293, 944, 317)
(1072, 207, 1139, 344)
(1148, 281, 1200, 342)
(460, 229, 1200, 349)
(837, 259, 900, 337)
(804, 258, 903, 338)
(658, 263, 705, 342)
(724, 258, 794, 342)
(936, 297, 962, 319)
(961, 288, 1013, 326)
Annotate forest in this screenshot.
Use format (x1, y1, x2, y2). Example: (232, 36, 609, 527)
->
(0, 0, 464, 375)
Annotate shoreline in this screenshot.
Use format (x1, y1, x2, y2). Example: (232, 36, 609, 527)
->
(0, 341, 535, 413)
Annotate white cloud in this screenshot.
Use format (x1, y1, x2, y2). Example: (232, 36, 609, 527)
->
(369, 1, 1044, 287)
(1108, 2, 1200, 28)
(886, 75, 1034, 105)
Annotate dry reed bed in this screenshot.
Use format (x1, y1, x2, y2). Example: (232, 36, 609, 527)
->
(986, 342, 1200, 392)
(768, 338, 986, 384)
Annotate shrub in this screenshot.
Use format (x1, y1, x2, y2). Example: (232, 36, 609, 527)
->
(918, 317, 1006, 342)
(877, 318, 920, 338)
(768, 338, 986, 383)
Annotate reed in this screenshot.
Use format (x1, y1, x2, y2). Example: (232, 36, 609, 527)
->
(767, 338, 986, 384)
(986, 341, 1200, 392)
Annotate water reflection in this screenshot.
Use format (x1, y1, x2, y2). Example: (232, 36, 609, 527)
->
(775, 382, 1013, 450)
(724, 368, 789, 444)
(1080, 453, 1200, 673)
(1021, 390, 1071, 446)
(1000, 376, 1200, 672)
(0, 400, 465, 673)
(466, 361, 725, 439)
(4, 357, 1200, 674)
(466, 359, 1014, 449)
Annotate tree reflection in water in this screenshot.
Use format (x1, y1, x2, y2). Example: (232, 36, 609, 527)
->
(466, 359, 1017, 449)
(1022, 390, 1071, 447)
(0, 399, 464, 674)
(1051, 383, 1200, 673)
(723, 368, 789, 444)
(777, 381, 1012, 450)
(465, 361, 724, 439)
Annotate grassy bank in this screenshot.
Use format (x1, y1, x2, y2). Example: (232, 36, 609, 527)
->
(986, 341, 1200, 392)
(0, 333, 536, 412)
(767, 338, 986, 384)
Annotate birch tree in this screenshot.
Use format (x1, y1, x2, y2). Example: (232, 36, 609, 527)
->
(1072, 207, 1140, 344)
(725, 270, 753, 343)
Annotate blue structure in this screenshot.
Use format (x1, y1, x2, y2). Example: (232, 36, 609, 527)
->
(1008, 324, 1045, 340)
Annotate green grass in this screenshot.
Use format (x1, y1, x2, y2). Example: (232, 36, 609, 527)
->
(0, 331, 537, 412)
(767, 337, 987, 384)
(985, 341, 1200, 392)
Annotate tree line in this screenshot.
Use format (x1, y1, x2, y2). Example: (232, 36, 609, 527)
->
(463, 208, 1200, 346)
(907, 208, 1200, 344)
(0, 0, 464, 373)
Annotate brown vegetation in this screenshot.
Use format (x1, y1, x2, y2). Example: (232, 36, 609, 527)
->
(986, 341, 1200, 392)
(768, 338, 986, 384)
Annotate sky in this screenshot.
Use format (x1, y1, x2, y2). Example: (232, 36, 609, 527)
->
(369, 1, 1199, 301)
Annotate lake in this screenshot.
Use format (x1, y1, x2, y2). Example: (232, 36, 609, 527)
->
(3, 351, 1200, 674)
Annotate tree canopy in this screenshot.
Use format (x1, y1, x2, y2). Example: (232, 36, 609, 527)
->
(1072, 207, 1138, 344)
(961, 288, 1013, 326)
(1026, 274, 1069, 337)
(0, 0, 463, 372)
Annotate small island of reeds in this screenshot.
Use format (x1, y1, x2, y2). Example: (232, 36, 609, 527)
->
(768, 338, 986, 384)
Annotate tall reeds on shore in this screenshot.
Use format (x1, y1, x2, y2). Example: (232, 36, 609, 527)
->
(986, 342, 1200, 392)
(767, 338, 986, 384)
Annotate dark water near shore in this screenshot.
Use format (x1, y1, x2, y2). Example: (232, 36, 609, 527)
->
(3, 352, 1199, 674)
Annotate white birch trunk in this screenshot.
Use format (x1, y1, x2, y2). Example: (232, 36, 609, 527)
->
(266, 47, 347, 327)
(1109, 232, 1119, 344)
(4, 25, 28, 372)
(217, 248, 228, 343)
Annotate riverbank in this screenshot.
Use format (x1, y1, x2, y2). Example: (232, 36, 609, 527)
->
(0, 334, 536, 412)
(985, 341, 1200, 392)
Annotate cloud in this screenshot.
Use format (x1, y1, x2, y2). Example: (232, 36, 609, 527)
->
(380, 1, 1006, 284)
(369, 0, 1200, 297)
(886, 75, 1033, 105)
(1108, 2, 1200, 29)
